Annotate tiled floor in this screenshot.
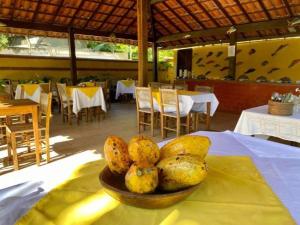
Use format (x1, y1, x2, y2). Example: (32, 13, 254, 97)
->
(0, 103, 240, 174)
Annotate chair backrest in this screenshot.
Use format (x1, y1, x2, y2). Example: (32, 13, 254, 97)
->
(39, 92, 52, 130)
(96, 81, 106, 89)
(159, 88, 179, 115)
(56, 83, 68, 102)
(39, 82, 51, 93)
(135, 87, 153, 111)
(194, 85, 214, 93)
(174, 84, 188, 90)
(148, 82, 161, 89)
(160, 84, 173, 89)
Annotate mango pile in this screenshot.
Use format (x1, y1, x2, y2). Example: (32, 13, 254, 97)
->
(104, 135, 211, 194)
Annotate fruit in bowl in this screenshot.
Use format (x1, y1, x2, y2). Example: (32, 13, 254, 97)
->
(104, 136, 131, 174)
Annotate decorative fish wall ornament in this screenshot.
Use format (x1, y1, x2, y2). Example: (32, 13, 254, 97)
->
(196, 58, 203, 64)
(220, 66, 229, 71)
(271, 44, 288, 56)
(224, 57, 229, 61)
(198, 64, 205, 67)
(206, 60, 215, 64)
(236, 49, 242, 55)
(206, 51, 213, 57)
(216, 51, 223, 57)
(261, 60, 269, 66)
(288, 59, 300, 68)
(248, 48, 256, 55)
(205, 71, 211, 75)
(268, 68, 280, 74)
(244, 68, 256, 74)
(214, 64, 221, 68)
(236, 61, 243, 66)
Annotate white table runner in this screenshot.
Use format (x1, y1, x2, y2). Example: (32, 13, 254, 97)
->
(234, 105, 300, 143)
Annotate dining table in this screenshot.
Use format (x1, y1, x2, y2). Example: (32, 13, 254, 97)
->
(0, 99, 41, 169)
(0, 92, 10, 101)
(15, 84, 42, 103)
(151, 90, 219, 116)
(1, 130, 299, 225)
(66, 86, 107, 115)
(234, 105, 300, 143)
(115, 80, 136, 100)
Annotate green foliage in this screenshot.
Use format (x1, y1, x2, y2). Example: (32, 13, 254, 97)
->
(87, 42, 128, 53)
(0, 34, 9, 50)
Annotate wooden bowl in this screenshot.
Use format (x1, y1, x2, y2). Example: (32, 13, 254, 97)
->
(268, 100, 294, 116)
(99, 166, 200, 209)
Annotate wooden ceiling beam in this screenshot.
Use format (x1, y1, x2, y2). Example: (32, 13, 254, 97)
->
(160, 31, 300, 50)
(0, 19, 138, 40)
(69, 0, 86, 26)
(212, 0, 235, 25)
(282, 0, 294, 17)
(82, 1, 102, 28)
(31, 0, 42, 22)
(195, 1, 220, 27)
(157, 18, 292, 43)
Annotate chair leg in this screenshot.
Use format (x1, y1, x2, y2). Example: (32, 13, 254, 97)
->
(186, 114, 190, 134)
(151, 113, 154, 137)
(137, 111, 141, 133)
(176, 117, 181, 137)
(68, 108, 72, 125)
(61, 106, 65, 123)
(45, 132, 50, 163)
(206, 102, 211, 131)
(160, 114, 165, 139)
(11, 133, 19, 170)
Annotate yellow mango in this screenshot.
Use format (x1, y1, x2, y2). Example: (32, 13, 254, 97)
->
(125, 163, 158, 194)
(160, 135, 211, 160)
(128, 135, 160, 167)
(157, 154, 207, 191)
(104, 136, 131, 174)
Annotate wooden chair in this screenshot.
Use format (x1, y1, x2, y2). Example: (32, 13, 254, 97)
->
(6, 93, 52, 170)
(159, 89, 190, 138)
(3, 79, 14, 99)
(194, 85, 214, 93)
(39, 82, 51, 93)
(160, 83, 173, 89)
(192, 85, 213, 131)
(148, 82, 161, 89)
(135, 87, 158, 136)
(56, 83, 74, 125)
(174, 84, 188, 90)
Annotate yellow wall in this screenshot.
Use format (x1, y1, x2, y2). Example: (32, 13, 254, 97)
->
(191, 37, 300, 82)
(192, 44, 228, 80)
(0, 56, 154, 83)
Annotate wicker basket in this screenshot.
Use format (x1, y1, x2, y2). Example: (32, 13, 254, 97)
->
(268, 100, 294, 116)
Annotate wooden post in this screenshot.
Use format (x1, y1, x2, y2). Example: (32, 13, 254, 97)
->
(68, 27, 78, 85)
(137, 0, 149, 87)
(228, 32, 237, 80)
(150, 6, 158, 82)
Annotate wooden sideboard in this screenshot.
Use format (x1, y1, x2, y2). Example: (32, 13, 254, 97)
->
(186, 80, 298, 113)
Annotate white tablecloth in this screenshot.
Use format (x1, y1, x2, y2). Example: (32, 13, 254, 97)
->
(234, 105, 300, 143)
(115, 80, 136, 100)
(151, 92, 219, 116)
(1, 131, 300, 224)
(68, 87, 107, 115)
(15, 84, 42, 103)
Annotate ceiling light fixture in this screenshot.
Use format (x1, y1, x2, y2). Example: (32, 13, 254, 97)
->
(227, 26, 237, 34)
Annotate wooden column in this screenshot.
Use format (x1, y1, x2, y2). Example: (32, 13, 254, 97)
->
(68, 27, 78, 85)
(150, 6, 158, 82)
(137, 0, 149, 87)
(228, 32, 237, 80)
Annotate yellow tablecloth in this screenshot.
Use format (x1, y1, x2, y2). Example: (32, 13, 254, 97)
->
(16, 156, 295, 225)
(120, 80, 135, 87)
(66, 86, 99, 99)
(21, 84, 39, 96)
